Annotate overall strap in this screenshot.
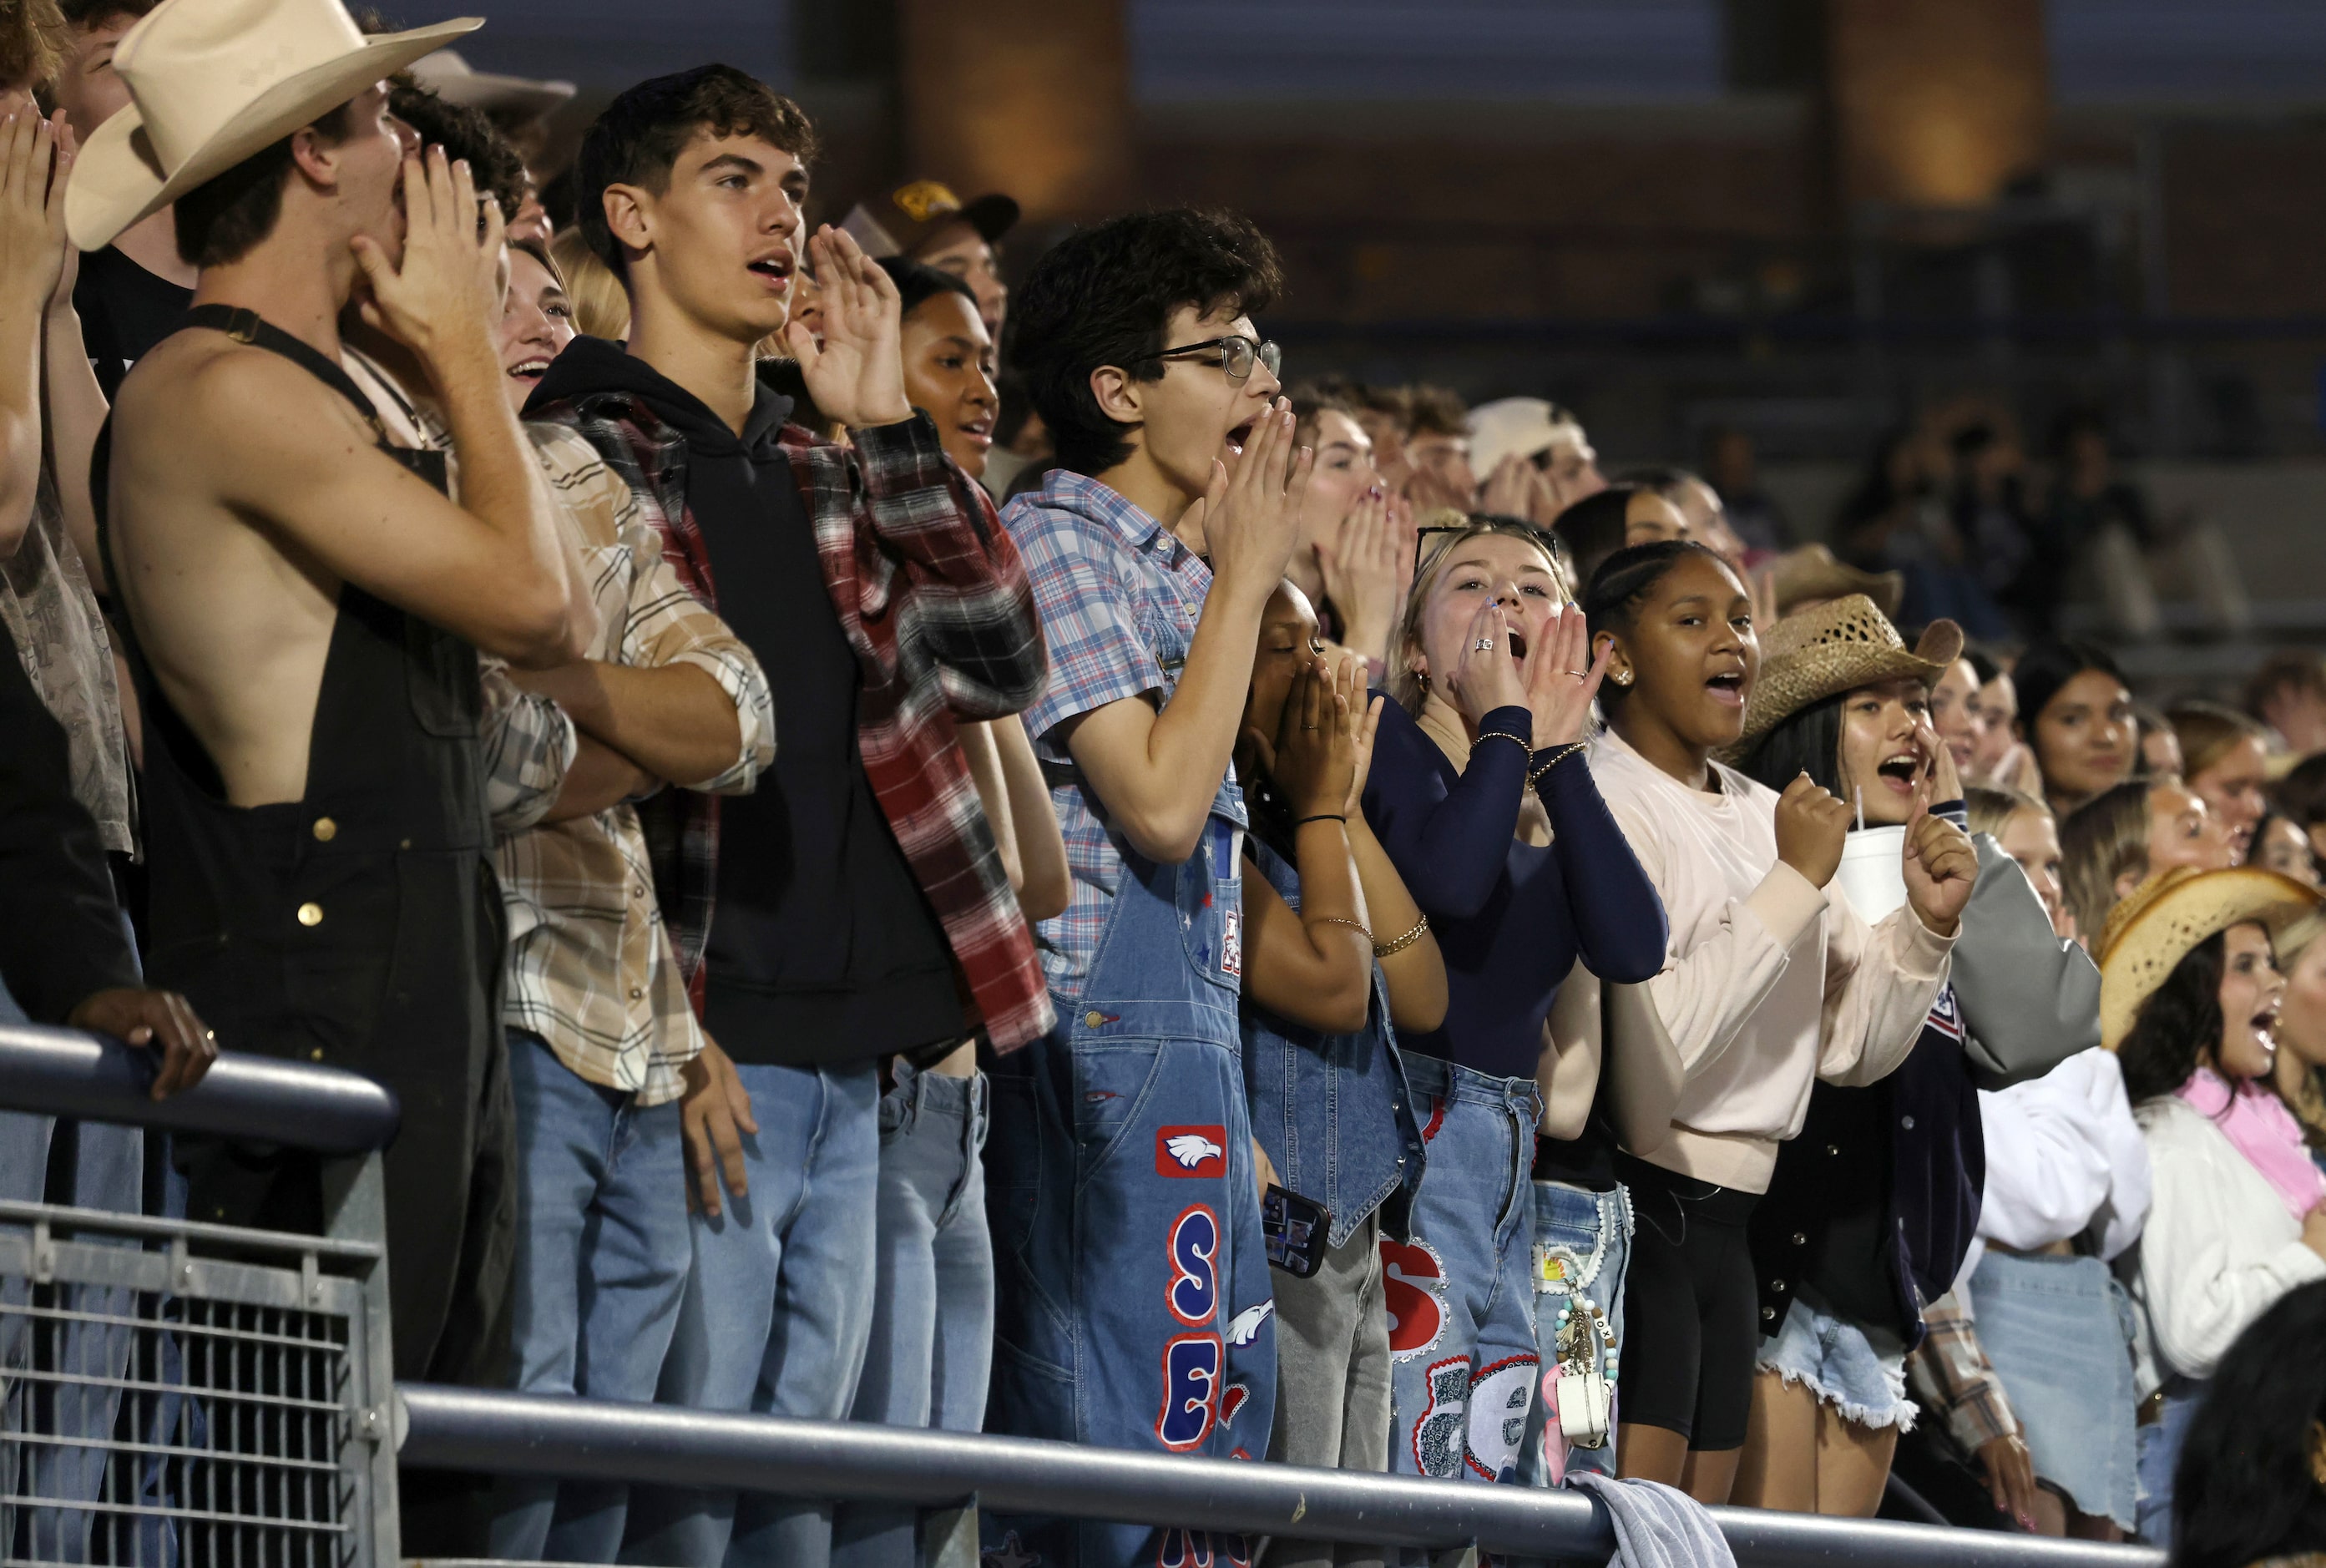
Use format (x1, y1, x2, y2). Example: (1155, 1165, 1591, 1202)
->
(177, 304, 387, 443)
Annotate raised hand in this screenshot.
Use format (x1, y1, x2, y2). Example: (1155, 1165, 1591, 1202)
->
(0, 109, 69, 316)
(1912, 714, 1962, 805)
(351, 147, 506, 370)
(1902, 787, 1979, 935)
(1202, 397, 1311, 601)
(1328, 649, 1385, 813)
(1774, 771, 1851, 888)
(1479, 453, 1549, 521)
(1267, 658, 1358, 820)
(786, 225, 913, 428)
(1519, 602, 1611, 749)
(1314, 484, 1404, 663)
(1441, 597, 1528, 727)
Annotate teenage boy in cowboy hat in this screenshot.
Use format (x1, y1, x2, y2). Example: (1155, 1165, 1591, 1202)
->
(529, 63, 1049, 1568)
(77, 0, 598, 1396)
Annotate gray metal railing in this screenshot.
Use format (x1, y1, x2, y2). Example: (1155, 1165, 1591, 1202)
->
(0, 1024, 402, 1568)
(394, 1383, 2163, 1567)
(0, 1023, 2169, 1568)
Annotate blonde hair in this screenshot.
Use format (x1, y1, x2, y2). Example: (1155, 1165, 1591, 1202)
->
(0, 0, 65, 94)
(2169, 700, 2268, 781)
(1387, 513, 1564, 717)
(1966, 784, 2048, 841)
(550, 226, 630, 342)
(2061, 778, 2153, 948)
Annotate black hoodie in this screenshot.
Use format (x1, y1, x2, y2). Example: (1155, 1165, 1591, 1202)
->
(528, 338, 958, 1066)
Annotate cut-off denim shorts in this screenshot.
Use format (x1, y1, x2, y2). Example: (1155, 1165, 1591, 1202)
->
(1756, 1284, 1916, 1432)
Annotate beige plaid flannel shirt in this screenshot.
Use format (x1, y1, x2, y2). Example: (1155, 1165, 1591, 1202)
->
(483, 426, 776, 1104)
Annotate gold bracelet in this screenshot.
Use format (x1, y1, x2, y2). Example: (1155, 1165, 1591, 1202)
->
(1308, 915, 1373, 943)
(1474, 730, 1530, 760)
(1529, 743, 1587, 788)
(1373, 914, 1429, 957)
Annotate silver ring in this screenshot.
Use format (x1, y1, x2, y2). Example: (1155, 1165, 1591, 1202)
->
(1474, 637, 1495, 651)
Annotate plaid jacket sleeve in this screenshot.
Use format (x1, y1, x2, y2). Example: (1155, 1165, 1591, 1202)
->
(1907, 1290, 2020, 1454)
(832, 414, 1047, 719)
(481, 665, 578, 837)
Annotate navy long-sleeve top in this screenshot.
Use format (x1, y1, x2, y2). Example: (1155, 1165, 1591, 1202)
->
(1361, 698, 1669, 1084)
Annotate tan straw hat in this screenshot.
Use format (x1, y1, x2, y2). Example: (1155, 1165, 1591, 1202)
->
(1730, 594, 1963, 751)
(1767, 543, 1904, 619)
(2097, 864, 2319, 1051)
(66, 0, 480, 251)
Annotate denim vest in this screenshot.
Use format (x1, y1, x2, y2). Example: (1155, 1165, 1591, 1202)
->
(1238, 837, 1426, 1248)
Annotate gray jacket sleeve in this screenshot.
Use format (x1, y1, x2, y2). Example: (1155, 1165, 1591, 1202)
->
(1949, 835, 2102, 1090)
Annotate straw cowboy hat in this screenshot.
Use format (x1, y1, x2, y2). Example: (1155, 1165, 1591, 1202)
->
(65, 0, 480, 251)
(1766, 543, 1904, 619)
(2097, 864, 2320, 1051)
(1729, 593, 1964, 751)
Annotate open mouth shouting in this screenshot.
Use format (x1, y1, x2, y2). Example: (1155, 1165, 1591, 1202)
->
(746, 247, 796, 291)
(1873, 751, 1924, 797)
(1705, 668, 1747, 709)
(1505, 628, 1529, 664)
(507, 356, 552, 389)
(1224, 417, 1258, 458)
(2253, 1002, 2281, 1057)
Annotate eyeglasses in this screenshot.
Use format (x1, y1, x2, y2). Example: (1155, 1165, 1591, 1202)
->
(1412, 516, 1575, 595)
(1145, 335, 1282, 384)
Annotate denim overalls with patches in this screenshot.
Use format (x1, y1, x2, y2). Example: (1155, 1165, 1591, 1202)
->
(985, 698, 1273, 1568)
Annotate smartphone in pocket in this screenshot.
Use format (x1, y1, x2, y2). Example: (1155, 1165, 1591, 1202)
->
(1262, 1184, 1331, 1277)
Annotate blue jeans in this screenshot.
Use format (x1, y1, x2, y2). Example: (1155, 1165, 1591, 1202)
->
(1519, 1180, 1631, 1486)
(490, 1030, 690, 1563)
(832, 1065, 991, 1568)
(0, 974, 144, 1561)
(621, 1059, 882, 1568)
(2135, 1381, 2202, 1546)
(1385, 1055, 1542, 1485)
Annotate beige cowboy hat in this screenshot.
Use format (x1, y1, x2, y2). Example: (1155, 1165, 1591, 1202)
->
(1728, 593, 1964, 752)
(407, 48, 573, 128)
(2097, 864, 2320, 1051)
(1767, 543, 1904, 619)
(66, 0, 480, 251)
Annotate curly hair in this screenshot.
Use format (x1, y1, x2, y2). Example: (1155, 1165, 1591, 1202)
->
(387, 82, 527, 225)
(2116, 929, 2228, 1102)
(0, 0, 65, 92)
(1009, 207, 1282, 478)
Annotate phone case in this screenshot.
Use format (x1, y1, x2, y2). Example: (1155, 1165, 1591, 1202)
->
(1262, 1185, 1331, 1278)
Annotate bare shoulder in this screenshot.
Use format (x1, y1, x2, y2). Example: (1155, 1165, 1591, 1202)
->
(117, 335, 372, 462)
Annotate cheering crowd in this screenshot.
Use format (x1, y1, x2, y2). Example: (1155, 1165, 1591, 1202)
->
(5, 0, 2326, 1565)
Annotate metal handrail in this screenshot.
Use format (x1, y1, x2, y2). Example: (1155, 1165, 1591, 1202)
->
(0, 1023, 399, 1153)
(396, 1384, 2165, 1568)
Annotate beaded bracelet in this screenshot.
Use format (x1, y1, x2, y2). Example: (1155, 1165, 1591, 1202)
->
(1373, 914, 1429, 958)
(1528, 742, 1587, 788)
(1473, 730, 1530, 761)
(1309, 915, 1373, 943)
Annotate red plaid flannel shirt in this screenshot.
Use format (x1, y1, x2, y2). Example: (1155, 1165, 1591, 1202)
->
(532, 393, 1055, 1051)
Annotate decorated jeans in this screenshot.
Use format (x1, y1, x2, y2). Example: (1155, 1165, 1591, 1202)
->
(984, 812, 1274, 1568)
(1383, 1055, 1542, 1486)
(1519, 1179, 1632, 1486)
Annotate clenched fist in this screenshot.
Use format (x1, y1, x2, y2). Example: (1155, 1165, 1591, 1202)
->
(1774, 772, 1851, 889)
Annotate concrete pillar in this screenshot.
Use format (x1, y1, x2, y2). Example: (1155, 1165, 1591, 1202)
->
(895, 0, 1135, 220)
(1825, 0, 2049, 206)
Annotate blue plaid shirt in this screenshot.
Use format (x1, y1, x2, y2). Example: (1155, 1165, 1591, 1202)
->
(1003, 470, 1224, 997)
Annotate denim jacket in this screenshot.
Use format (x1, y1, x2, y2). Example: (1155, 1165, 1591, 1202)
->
(1239, 838, 1426, 1247)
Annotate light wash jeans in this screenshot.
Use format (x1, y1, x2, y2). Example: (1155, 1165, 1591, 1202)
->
(621, 1059, 882, 1568)
(832, 1064, 991, 1568)
(490, 1030, 691, 1563)
(2135, 1379, 2203, 1547)
(1519, 1179, 1632, 1486)
(0, 971, 144, 1561)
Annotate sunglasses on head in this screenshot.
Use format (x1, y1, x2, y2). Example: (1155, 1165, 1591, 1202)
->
(1412, 516, 1575, 596)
